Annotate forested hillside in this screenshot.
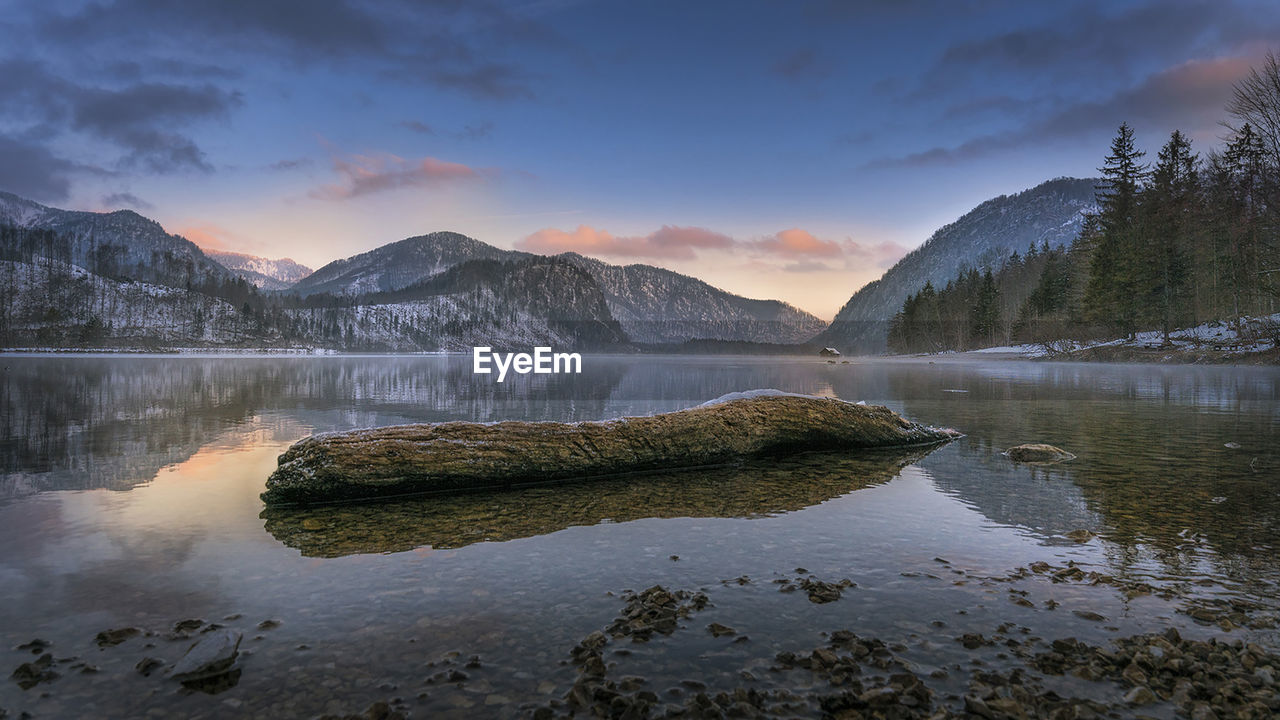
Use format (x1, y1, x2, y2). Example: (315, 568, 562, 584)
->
(815, 177, 1097, 354)
(888, 55, 1280, 354)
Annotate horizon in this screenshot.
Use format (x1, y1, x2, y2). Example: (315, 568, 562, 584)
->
(1, 1, 1277, 319)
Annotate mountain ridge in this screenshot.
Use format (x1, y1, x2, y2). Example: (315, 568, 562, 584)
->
(814, 177, 1099, 354)
(203, 249, 314, 291)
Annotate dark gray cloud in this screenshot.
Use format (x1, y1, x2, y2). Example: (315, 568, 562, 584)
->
(872, 56, 1253, 168)
(41, 0, 390, 59)
(101, 191, 153, 210)
(773, 49, 831, 80)
(268, 157, 314, 171)
(71, 83, 241, 172)
(401, 120, 494, 140)
(455, 121, 494, 141)
(0, 59, 238, 173)
(914, 1, 1279, 99)
(427, 63, 535, 101)
(106, 59, 242, 82)
(0, 135, 78, 203)
(34, 0, 550, 101)
(400, 120, 436, 135)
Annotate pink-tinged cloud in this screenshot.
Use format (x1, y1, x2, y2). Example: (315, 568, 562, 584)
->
(175, 222, 235, 251)
(751, 228, 843, 257)
(311, 152, 483, 200)
(846, 239, 911, 269)
(516, 224, 734, 260)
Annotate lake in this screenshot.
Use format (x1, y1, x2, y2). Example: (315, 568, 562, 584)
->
(1, 355, 1277, 719)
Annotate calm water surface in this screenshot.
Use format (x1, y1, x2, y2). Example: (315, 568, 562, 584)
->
(0, 355, 1277, 719)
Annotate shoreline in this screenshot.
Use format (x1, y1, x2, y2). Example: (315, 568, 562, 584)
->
(883, 345, 1280, 366)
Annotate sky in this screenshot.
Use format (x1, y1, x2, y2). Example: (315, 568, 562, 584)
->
(1, 0, 1277, 320)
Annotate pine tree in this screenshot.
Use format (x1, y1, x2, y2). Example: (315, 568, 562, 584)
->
(969, 268, 1000, 347)
(1084, 122, 1150, 337)
(1145, 130, 1196, 342)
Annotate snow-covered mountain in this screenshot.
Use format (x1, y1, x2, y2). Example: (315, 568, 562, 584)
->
(291, 232, 827, 344)
(815, 177, 1099, 354)
(0, 191, 236, 289)
(290, 232, 524, 296)
(1, 191, 828, 348)
(558, 252, 826, 345)
(204, 249, 313, 291)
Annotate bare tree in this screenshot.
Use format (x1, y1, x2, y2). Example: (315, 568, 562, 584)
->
(1227, 50, 1280, 165)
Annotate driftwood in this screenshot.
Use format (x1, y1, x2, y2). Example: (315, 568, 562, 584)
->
(261, 392, 960, 506)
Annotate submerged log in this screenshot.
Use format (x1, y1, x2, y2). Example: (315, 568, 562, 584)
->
(261, 391, 961, 506)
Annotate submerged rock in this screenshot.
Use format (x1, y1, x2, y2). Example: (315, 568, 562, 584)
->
(170, 628, 241, 683)
(1004, 443, 1075, 463)
(262, 393, 960, 506)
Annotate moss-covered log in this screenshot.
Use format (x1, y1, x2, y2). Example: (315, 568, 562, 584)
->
(261, 392, 960, 506)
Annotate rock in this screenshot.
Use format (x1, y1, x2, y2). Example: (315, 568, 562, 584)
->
(262, 393, 960, 505)
(819, 347, 841, 357)
(706, 623, 736, 638)
(1073, 610, 1107, 622)
(15, 640, 49, 654)
(94, 627, 141, 647)
(1004, 443, 1075, 463)
(1065, 529, 1096, 543)
(11, 654, 58, 690)
(1123, 685, 1156, 705)
(135, 657, 164, 677)
(170, 629, 241, 682)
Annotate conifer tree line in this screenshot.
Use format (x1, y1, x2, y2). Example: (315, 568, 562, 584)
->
(889, 52, 1280, 354)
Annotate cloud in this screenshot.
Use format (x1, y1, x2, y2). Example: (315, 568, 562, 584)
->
(427, 63, 535, 101)
(914, 1, 1276, 99)
(399, 120, 435, 135)
(455, 122, 494, 141)
(750, 228, 843, 257)
(310, 152, 484, 200)
(773, 49, 831, 80)
(872, 56, 1255, 168)
(783, 261, 833, 273)
(268, 157, 313, 171)
(174, 222, 237, 251)
(517, 225, 735, 260)
(847, 240, 910, 269)
(0, 135, 78, 203)
(71, 82, 241, 172)
(399, 120, 493, 140)
(38, 0, 546, 101)
(0, 60, 239, 174)
(101, 191, 153, 210)
(515, 224, 901, 270)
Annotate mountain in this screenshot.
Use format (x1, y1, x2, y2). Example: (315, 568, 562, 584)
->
(557, 252, 826, 344)
(815, 177, 1099, 354)
(291, 231, 827, 344)
(330, 256, 628, 350)
(0, 191, 236, 289)
(290, 232, 524, 296)
(0, 191, 821, 349)
(204, 249, 313, 291)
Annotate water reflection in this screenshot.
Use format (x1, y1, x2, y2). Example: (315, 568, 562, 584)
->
(2, 355, 1279, 719)
(262, 448, 935, 557)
